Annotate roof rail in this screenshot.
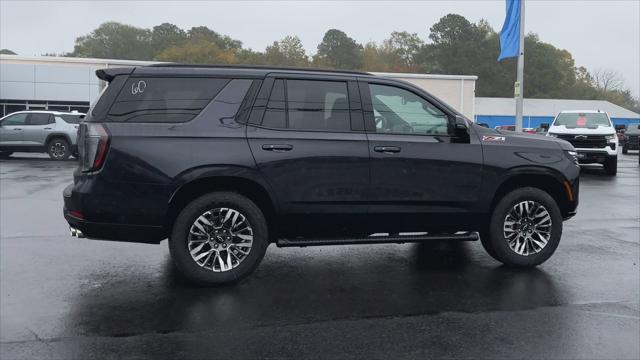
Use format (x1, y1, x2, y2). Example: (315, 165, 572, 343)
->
(146, 63, 371, 76)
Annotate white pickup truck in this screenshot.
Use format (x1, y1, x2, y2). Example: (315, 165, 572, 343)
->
(547, 110, 618, 175)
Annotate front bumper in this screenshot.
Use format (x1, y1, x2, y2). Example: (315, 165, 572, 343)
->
(574, 147, 616, 164)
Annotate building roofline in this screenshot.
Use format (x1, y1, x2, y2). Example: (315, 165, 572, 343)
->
(0, 54, 158, 66)
(372, 72, 478, 81)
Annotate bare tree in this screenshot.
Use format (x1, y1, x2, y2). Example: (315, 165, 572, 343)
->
(592, 68, 624, 93)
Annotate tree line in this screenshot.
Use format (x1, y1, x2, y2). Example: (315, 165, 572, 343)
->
(21, 14, 640, 112)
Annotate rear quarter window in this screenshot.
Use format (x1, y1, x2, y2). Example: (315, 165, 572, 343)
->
(59, 115, 84, 124)
(106, 77, 230, 123)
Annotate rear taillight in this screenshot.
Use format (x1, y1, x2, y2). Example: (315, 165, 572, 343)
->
(79, 123, 110, 172)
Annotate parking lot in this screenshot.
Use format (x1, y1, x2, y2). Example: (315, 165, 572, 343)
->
(1, 153, 638, 359)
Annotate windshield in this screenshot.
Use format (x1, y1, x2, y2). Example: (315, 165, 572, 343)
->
(553, 112, 611, 128)
(626, 124, 640, 135)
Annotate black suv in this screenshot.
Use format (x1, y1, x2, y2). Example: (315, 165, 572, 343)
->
(63, 65, 580, 285)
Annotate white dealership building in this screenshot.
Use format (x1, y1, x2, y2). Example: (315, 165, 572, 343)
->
(0, 55, 478, 119)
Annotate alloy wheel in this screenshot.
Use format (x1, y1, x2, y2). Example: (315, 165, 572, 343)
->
(503, 200, 552, 256)
(50, 141, 67, 159)
(187, 207, 254, 272)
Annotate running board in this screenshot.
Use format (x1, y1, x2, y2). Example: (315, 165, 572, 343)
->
(276, 232, 479, 247)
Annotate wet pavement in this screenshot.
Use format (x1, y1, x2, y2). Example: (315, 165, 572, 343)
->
(1, 153, 639, 359)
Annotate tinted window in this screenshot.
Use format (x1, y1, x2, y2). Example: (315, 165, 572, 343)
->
(369, 84, 449, 135)
(59, 114, 84, 124)
(107, 77, 230, 122)
(287, 80, 350, 131)
(553, 113, 611, 128)
(27, 113, 52, 125)
(2, 113, 28, 126)
(262, 80, 286, 128)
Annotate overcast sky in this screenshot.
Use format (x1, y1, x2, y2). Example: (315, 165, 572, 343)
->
(1, 0, 639, 96)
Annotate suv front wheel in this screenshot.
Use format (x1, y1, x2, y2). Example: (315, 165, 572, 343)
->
(169, 192, 269, 285)
(482, 187, 563, 267)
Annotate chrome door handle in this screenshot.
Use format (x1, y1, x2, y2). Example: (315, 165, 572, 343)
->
(262, 144, 293, 152)
(374, 146, 401, 154)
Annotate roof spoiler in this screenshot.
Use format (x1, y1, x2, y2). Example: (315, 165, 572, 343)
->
(95, 67, 134, 82)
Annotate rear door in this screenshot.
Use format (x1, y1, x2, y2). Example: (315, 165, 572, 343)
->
(360, 79, 483, 229)
(246, 74, 369, 236)
(23, 113, 53, 146)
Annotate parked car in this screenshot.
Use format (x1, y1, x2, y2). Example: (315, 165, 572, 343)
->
(0, 111, 83, 160)
(622, 124, 640, 154)
(63, 65, 580, 285)
(547, 110, 618, 175)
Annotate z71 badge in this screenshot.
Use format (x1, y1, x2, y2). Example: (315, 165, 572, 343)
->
(482, 135, 506, 142)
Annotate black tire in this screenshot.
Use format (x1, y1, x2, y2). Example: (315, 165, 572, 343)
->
(622, 146, 628, 154)
(0, 151, 13, 158)
(169, 192, 269, 286)
(604, 156, 617, 176)
(485, 187, 563, 267)
(47, 137, 71, 160)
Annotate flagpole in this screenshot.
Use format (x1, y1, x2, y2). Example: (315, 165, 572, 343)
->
(515, 0, 525, 132)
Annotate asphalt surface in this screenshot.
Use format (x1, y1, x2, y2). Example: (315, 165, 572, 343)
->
(1, 152, 639, 359)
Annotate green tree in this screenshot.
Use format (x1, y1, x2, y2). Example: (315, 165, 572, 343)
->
(314, 29, 362, 69)
(71, 22, 154, 60)
(0, 49, 17, 55)
(264, 35, 309, 66)
(187, 26, 242, 50)
(383, 31, 424, 71)
(151, 23, 187, 57)
(156, 40, 238, 64)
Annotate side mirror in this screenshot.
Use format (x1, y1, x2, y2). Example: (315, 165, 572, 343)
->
(477, 122, 489, 128)
(453, 116, 470, 143)
(540, 123, 550, 130)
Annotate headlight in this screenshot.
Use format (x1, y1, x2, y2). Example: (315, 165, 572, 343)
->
(605, 134, 616, 140)
(565, 150, 579, 164)
(547, 133, 559, 137)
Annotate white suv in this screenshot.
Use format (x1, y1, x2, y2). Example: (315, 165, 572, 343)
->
(547, 110, 618, 175)
(0, 111, 84, 160)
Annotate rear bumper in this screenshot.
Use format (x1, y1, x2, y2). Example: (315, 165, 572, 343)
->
(63, 183, 166, 244)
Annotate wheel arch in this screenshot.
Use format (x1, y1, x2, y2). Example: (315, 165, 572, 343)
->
(45, 133, 72, 147)
(165, 173, 278, 239)
(489, 167, 573, 218)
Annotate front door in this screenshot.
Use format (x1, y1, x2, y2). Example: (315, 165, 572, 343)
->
(0, 113, 28, 145)
(246, 75, 370, 237)
(361, 80, 483, 231)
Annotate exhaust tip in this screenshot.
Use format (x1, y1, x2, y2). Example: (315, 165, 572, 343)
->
(69, 227, 85, 238)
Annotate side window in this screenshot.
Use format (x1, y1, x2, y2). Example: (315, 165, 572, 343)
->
(1, 113, 28, 126)
(287, 80, 350, 131)
(369, 84, 449, 135)
(107, 77, 230, 123)
(27, 113, 52, 126)
(262, 80, 286, 128)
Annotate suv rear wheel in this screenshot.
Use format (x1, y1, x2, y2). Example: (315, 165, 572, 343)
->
(169, 192, 269, 285)
(483, 187, 562, 267)
(47, 137, 70, 160)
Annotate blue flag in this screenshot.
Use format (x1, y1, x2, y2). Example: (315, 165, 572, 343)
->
(498, 0, 521, 61)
